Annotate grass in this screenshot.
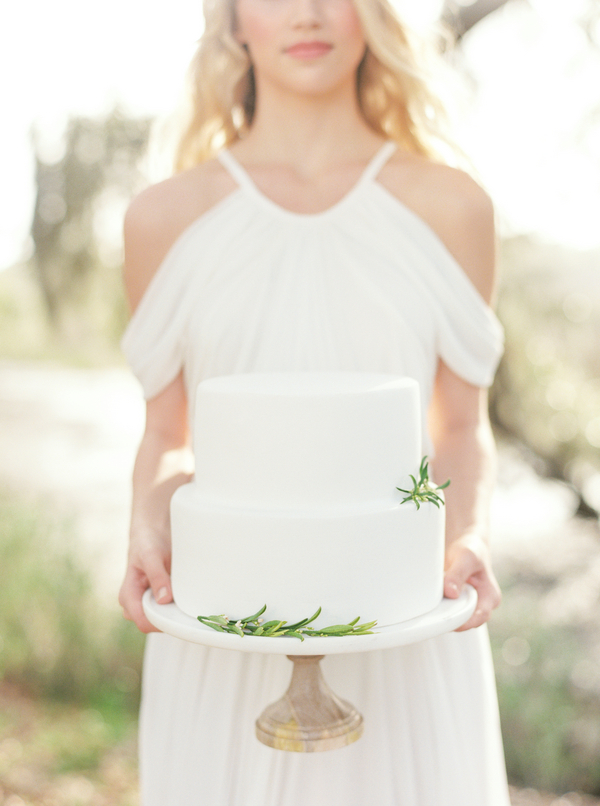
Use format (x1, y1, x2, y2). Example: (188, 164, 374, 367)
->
(0, 494, 144, 708)
(0, 264, 125, 368)
(490, 574, 600, 796)
(0, 684, 139, 805)
(0, 492, 143, 803)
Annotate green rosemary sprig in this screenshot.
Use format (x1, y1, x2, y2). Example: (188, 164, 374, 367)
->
(197, 604, 377, 640)
(396, 456, 450, 510)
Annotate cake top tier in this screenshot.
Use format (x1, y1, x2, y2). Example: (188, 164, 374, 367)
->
(193, 372, 420, 511)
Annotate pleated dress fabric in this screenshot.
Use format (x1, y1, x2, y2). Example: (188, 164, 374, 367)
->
(122, 142, 510, 806)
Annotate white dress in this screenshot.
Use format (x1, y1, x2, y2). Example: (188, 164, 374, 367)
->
(122, 142, 510, 806)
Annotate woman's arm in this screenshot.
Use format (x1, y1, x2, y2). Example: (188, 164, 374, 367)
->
(118, 187, 197, 632)
(412, 164, 501, 630)
(429, 362, 501, 631)
(119, 373, 193, 632)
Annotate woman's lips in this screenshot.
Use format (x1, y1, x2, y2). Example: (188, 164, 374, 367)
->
(285, 42, 333, 59)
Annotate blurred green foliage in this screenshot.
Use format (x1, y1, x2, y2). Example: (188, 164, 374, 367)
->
(490, 570, 600, 795)
(0, 493, 141, 802)
(0, 690, 139, 804)
(0, 493, 143, 713)
(491, 237, 600, 515)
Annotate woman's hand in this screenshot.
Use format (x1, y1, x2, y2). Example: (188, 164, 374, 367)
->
(117, 373, 191, 633)
(119, 524, 173, 633)
(443, 532, 502, 631)
(429, 361, 501, 633)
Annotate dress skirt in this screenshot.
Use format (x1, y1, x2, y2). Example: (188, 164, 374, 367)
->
(139, 627, 510, 806)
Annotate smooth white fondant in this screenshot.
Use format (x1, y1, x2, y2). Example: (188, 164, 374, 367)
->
(171, 372, 445, 628)
(192, 373, 420, 509)
(171, 489, 444, 626)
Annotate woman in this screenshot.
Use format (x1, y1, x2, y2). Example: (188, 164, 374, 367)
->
(120, 0, 509, 803)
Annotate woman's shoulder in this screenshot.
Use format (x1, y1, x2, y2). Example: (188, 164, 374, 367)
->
(123, 159, 237, 310)
(380, 152, 493, 225)
(379, 153, 496, 303)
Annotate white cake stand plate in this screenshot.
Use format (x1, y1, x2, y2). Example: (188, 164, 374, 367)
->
(142, 587, 476, 655)
(143, 587, 477, 752)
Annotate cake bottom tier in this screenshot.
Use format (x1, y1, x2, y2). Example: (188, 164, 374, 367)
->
(170, 485, 445, 628)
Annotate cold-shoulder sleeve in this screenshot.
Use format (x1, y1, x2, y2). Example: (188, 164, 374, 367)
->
(433, 256, 504, 388)
(403, 207, 504, 388)
(120, 227, 199, 400)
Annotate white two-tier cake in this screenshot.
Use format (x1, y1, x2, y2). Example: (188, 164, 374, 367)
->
(170, 372, 445, 628)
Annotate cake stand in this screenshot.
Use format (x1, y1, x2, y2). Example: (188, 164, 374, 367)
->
(143, 586, 477, 752)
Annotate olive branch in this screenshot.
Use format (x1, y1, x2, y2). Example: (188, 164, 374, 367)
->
(197, 604, 376, 641)
(396, 456, 450, 510)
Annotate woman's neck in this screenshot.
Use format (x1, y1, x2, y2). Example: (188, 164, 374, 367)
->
(234, 83, 382, 176)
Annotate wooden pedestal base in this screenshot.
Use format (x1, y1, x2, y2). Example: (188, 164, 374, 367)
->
(255, 655, 363, 752)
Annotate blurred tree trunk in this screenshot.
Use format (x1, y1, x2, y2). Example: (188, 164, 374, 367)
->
(30, 110, 151, 336)
(443, 0, 514, 40)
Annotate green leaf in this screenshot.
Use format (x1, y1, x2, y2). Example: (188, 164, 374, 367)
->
(204, 614, 229, 626)
(304, 606, 322, 626)
(240, 604, 267, 623)
(198, 605, 378, 639)
(317, 624, 355, 634)
(356, 620, 377, 630)
(198, 619, 225, 633)
(398, 457, 449, 510)
(242, 621, 260, 632)
(285, 606, 322, 631)
(261, 619, 285, 630)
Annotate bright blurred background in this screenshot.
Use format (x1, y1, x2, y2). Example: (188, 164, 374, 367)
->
(0, 1, 599, 804)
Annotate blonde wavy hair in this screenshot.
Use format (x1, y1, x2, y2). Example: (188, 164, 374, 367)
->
(174, 0, 458, 171)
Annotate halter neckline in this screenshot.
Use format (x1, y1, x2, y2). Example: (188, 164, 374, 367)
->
(217, 141, 397, 221)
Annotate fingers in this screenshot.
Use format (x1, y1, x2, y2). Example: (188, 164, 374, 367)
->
(119, 565, 159, 633)
(119, 549, 173, 634)
(443, 537, 502, 632)
(444, 545, 477, 599)
(454, 573, 501, 631)
(143, 548, 173, 605)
